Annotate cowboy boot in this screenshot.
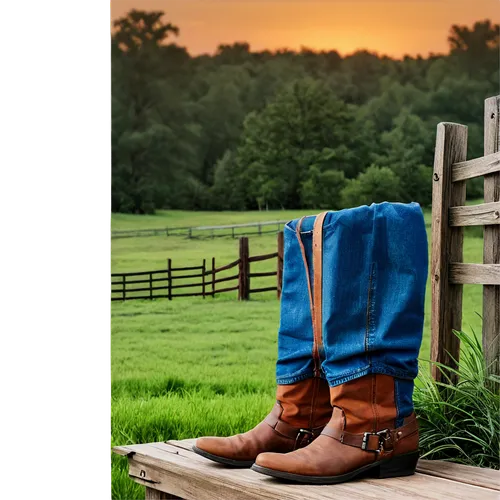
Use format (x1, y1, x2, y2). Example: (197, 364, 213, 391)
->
(193, 377, 331, 467)
(252, 374, 419, 483)
(252, 202, 427, 483)
(193, 212, 333, 467)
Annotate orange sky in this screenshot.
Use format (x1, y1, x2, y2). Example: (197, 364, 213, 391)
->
(111, 0, 500, 58)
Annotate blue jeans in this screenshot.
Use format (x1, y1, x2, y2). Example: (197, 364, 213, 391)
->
(276, 202, 428, 424)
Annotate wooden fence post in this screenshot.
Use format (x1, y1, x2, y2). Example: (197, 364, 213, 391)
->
(211, 257, 216, 298)
(202, 259, 206, 299)
(238, 237, 250, 301)
(122, 275, 126, 301)
(149, 272, 153, 300)
(277, 231, 284, 300)
(168, 259, 172, 301)
(483, 96, 500, 377)
(430, 122, 468, 384)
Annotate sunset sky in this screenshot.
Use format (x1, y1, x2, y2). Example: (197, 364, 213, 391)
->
(111, 0, 500, 58)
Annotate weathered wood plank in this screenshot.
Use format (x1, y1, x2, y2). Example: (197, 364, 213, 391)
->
(146, 487, 182, 499)
(168, 440, 500, 492)
(113, 442, 499, 500)
(449, 263, 500, 285)
(483, 96, 500, 377)
(449, 202, 500, 226)
(167, 439, 197, 451)
(430, 122, 468, 384)
(451, 151, 500, 182)
(112, 445, 134, 456)
(416, 460, 500, 492)
(248, 252, 278, 263)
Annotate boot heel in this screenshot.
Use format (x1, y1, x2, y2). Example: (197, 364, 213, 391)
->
(374, 451, 419, 479)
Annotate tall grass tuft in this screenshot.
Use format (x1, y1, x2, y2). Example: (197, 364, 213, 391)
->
(415, 329, 500, 469)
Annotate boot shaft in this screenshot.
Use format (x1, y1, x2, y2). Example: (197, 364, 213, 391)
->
(276, 377, 331, 429)
(330, 374, 399, 433)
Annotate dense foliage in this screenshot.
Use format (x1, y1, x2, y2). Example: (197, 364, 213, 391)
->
(112, 10, 499, 213)
(415, 330, 499, 470)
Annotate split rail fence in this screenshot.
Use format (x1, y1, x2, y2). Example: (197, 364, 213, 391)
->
(112, 220, 288, 239)
(111, 232, 284, 302)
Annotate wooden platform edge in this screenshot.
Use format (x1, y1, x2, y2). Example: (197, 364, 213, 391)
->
(112, 439, 500, 495)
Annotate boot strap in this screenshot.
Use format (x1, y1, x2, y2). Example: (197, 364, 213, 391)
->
(295, 212, 329, 378)
(264, 411, 324, 445)
(321, 416, 418, 453)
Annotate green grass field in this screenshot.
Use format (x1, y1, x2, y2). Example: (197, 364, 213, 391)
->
(112, 209, 312, 232)
(111, 208, 484, 499)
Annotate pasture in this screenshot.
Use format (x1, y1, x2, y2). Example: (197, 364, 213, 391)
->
(111, 208, 484, 500)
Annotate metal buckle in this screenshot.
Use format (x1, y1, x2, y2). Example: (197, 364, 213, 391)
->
(295, 428, 313, 449)
(361, 429, 391, 452)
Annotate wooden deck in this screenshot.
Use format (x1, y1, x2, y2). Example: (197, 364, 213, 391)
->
(113, 439, 500, 500)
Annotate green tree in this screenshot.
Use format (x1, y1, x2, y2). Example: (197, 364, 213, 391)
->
(194, 66, 250, 185)
(112, 9, 179, 52)
(112, 11, 203, 213)
(336, 50, 388, 104)
(374, 110, 433, 206)
(362, 81, 427, 134)
(448, 20, 499, 78)
(341, 166, 401, 207)
(210, 151, 246, 210)
(234, 78, 367, 209)
(426, 57, 459, 91)
(215, 43, 251, 65)
(300, 167, 346, 209)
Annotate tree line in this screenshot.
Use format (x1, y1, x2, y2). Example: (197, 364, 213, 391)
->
(112, 10, 499, 213)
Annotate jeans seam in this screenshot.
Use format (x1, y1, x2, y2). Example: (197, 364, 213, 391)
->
(277, 371, 317, 384)
(365, 262, 376, 364)
(326, 365, 371, 386)
(326, 365, 417, 387)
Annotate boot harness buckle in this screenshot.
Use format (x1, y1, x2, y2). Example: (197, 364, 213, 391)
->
(361, 429, 392, 452)
(295, 428, 314, 449)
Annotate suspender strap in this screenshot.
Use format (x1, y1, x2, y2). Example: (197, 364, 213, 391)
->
(295, 212, 329, 377)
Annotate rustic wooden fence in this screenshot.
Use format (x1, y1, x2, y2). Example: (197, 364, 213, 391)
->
(112, 220, 289, 239)
(431, 95, 500, 381)
(111, 233, 284, 301)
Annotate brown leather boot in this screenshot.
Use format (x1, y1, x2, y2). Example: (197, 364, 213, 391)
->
(192, 377, 331, 467)
(252, 374, 419, 483)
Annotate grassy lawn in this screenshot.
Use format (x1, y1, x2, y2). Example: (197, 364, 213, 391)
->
(112, 209, 311, 232)
(111, 208, 484, 499)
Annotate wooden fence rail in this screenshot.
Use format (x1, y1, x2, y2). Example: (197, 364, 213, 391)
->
(431, 95, 500, 382)
(111, 233, 284, 302)
(111, 220, 289, 240)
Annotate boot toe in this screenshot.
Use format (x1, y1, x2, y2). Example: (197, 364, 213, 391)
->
(255, 452, 291, 470)
(255, 447, 321, 476)
(195, 437, 225, 456)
